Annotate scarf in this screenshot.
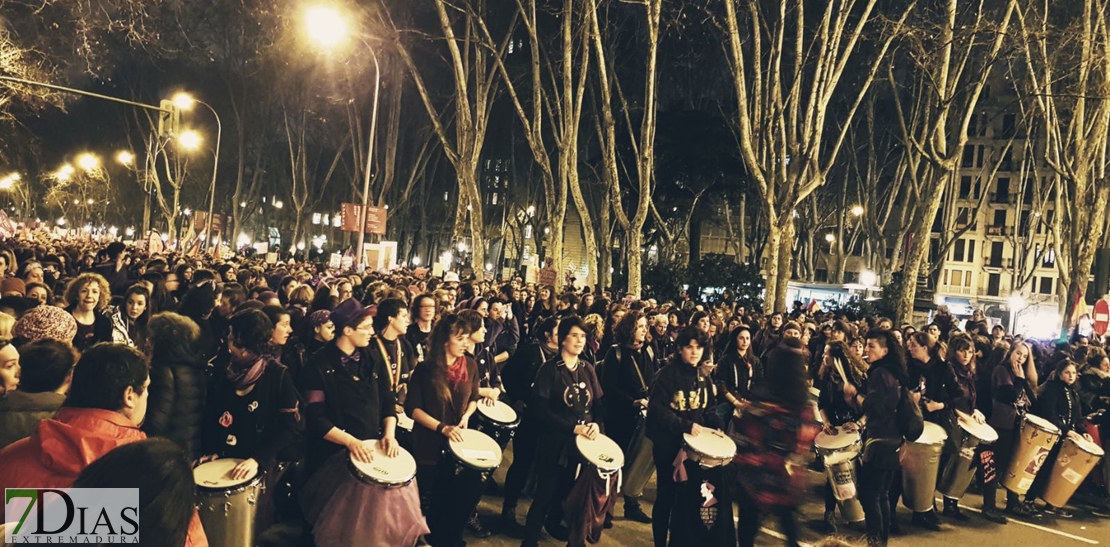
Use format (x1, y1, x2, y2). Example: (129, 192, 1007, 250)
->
(226, 352, 269, 390)
(446, 355, 468, 388)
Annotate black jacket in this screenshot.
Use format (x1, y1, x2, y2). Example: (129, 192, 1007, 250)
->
(143, 357, 208, 460)
(1034, 379, 1085, 436)
(646, 359, 723, 460)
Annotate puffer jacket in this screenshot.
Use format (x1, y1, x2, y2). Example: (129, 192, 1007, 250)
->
(1079, 367, 1110, 413)
(142, 357, 208, 461)
(0, 390, 65, 450)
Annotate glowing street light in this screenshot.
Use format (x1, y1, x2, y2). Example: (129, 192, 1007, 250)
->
(116, 151, 135, 166)
(77, 153, 101, 172)
(0, 173, 19, 190)
(172, 92, 196, 111)
(825, 233, 836, 244)
(54, 164, 75, 183)
(304, 5, 349, 49)
(178, 130, 203, 151)
(850, 205, 864, 217)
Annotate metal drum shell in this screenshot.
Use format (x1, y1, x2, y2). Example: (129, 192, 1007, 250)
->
(194, 459, 262, 547)
(901, 422, 947, 512)
(1003, 413, 1061, 495)
(1042, 435, 1105, 508)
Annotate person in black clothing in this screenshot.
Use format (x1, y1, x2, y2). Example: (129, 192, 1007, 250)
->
(500, 316, 561, 533)
(1026, 359, 1093, 517)
(646, 327, 731, 547)
(601, 310, 657, 523)
(461, 308, 502, 402)
(856, 329, 915, 547)
(176, 281, 221, 362)
(371, 298, 417, 409)
(201, 308, 301, 534)
(299, 297, 421, 546)
(407, 293, 437, 362)
(303, 309, 334, 357)
(64, 273, 114, 352)
(716, 324, 762, 422)
(261, 304, 304, 383)
(520, 315, 605, 547)
(816, 340, 866, 533)
(142, 312, 208, 461)
(406, 313, 483, 547)
(986, 340, 1040, 519)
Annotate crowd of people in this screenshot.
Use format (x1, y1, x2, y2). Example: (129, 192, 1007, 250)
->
(0, 236, 1107, 547)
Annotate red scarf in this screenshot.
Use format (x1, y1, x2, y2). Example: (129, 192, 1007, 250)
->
(446, 355, 468, 388)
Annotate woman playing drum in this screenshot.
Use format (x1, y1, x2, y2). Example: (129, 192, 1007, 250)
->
(299, 299, 423, 547)
(405, 313, 483, 547)
(985, 340, 1040, 518)
(1025, 359, 1094, 517)
(816, 340, 866, 533)
(519, 315, 606, 547)
(646, 327, 732, 547)
(716, 324, 762, 420)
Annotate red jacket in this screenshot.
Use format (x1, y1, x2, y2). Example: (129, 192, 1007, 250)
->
(0, 407, 208, 547)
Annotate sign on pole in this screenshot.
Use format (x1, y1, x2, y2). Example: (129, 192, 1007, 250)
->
(340, 203, 388, 235)
(1094, 298, 1109, 336)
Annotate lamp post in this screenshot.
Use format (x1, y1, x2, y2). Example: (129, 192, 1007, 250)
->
(173, 93, 222, 251)
(304, 5, 381, 271)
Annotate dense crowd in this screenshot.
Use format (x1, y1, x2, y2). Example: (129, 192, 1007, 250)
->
(0, 236, 1107, 547)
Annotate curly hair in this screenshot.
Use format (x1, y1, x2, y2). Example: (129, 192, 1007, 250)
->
(64, 272, 111, 311)
(148, 312, 201, 365)
(614, 310, 646, 347)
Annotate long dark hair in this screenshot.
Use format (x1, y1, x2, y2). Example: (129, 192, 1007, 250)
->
(426, 313, 472, 403)
(946, 335, 977, 376)
(72, 439, 194, 547)
(865, 329, 909, 387)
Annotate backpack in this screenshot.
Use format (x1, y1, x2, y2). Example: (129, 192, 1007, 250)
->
(896, 386, 924, 442)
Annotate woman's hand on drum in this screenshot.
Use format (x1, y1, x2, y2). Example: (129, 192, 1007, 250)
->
(195, 454, 219, 467)
(924, 400, 945, 413)
(380, 436, 400, 458)
(822, 422, 836, 435)
(842, 422, 860, 433)
(347, 439, 376, 463)
(689, 422, 703, 437)
(442, 425, 465, 442)
(972, 410, 986, 424)
(230, 458, 259, 481)
(574, 423, 599, 440)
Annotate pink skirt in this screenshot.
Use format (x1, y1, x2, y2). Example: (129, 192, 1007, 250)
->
(301, 452, 430, 547)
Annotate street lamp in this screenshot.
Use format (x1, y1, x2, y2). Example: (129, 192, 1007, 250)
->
(304, 4, 380, 271)
(115, 151, 135, 166)
(77, 153, 101, 172)
(54, 164, 75, 183)
(177, 130, 203, 152)
(850, 205, 864, 217)
(172, 92, 223, 251)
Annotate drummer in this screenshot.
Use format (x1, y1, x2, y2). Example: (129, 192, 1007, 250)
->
(646, 327, 732, 547)
(460, 308, 503, 402)
(985, 340, 1040, 519)
(200, 309, 301, 534)
(1025, 359, 1093, 517)
(816, 340, 867, 533)
(520, 315, 607, 547)
(600, 310, 658, 524)
(405, 313, 483, 547)
(369, 298, 417, 411)
(299, 298, 423, 546)
(716, 324, 762, 421)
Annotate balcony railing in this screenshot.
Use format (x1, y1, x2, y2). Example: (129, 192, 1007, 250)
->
(938, 285, 975, 296)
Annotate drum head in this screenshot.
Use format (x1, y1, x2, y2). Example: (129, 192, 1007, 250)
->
(448, 429, 503, 470)
(1024, 413, 1061, 434)
(1070, 435, 1106, 457)
(915, 422, 949, 445)
(349, 442, 417, 485)
(825, 451, 859, 466)
(683, 428, 736, 460)
(958, 416, 999, 443)
(194, 459, 254, 489)
(476, 400, 519, 425)
(815, 427, 861, 450)
(576, 433, 625, 471)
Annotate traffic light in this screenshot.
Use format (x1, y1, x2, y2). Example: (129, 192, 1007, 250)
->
(158, 100, 180, 138)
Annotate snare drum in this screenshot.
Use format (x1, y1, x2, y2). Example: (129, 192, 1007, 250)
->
(194, 458, 262, 547)
(814, 426, 862, 459)
(447, 428, 503, 476)
(1003, 413, 1061, 495)
(1042, 435, 1105, 507)
(901, 422, 947, 512)
(938, 416, 998, 499)
(473, 399, 520, 447)
(347, 441, 418, 488)
(683, 428, 736, 469)
(576, 433, 625, 477)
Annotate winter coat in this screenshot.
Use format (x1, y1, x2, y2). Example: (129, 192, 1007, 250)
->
(0, 390, 64, 450)
(142, 356, 209, 461)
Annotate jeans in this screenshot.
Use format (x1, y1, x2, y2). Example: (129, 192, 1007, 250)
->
(859, 462, 897, 546)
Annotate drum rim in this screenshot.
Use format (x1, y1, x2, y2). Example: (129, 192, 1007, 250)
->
(345, 453, 417, 487)
(1023, 413, 1062, 433)
(576, 433, 625, 471)
(814, 429, 862, 450)
(684, 429, 737, 460)
(193, 459, 262, 492)
(474, 406, 521, 429)
(195, 473, 263, 494)
(1065, 435, 1107, 457)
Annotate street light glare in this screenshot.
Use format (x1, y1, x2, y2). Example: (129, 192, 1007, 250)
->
(304, 5, 349, 48)
(850, 205, 864, 217)
(116, 151, 135, 166)
(172, 92, 196, 111)
(77, 153, 101, 172)
(54, 164, 75, 182)
(178, 130, 203, 151)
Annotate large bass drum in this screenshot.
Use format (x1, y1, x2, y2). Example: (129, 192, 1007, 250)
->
(194, 458, 262, 547)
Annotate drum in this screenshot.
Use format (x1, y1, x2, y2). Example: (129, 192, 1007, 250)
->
(472, 399, 520, 447)
(1003, 413, 1061, 495)
(1042, 435, 1106, 507)
(683, 428, 736, 469)
(814, 426, 862, 459)
(901, 422, 947, 512)
(576, 433, 625, 478)
(194, 458, 262, 547)
(824, 451, 865, 523)
(447, 428, 503, 476)
(346, 441, 418, 488)
(938, 416, 998, 499)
